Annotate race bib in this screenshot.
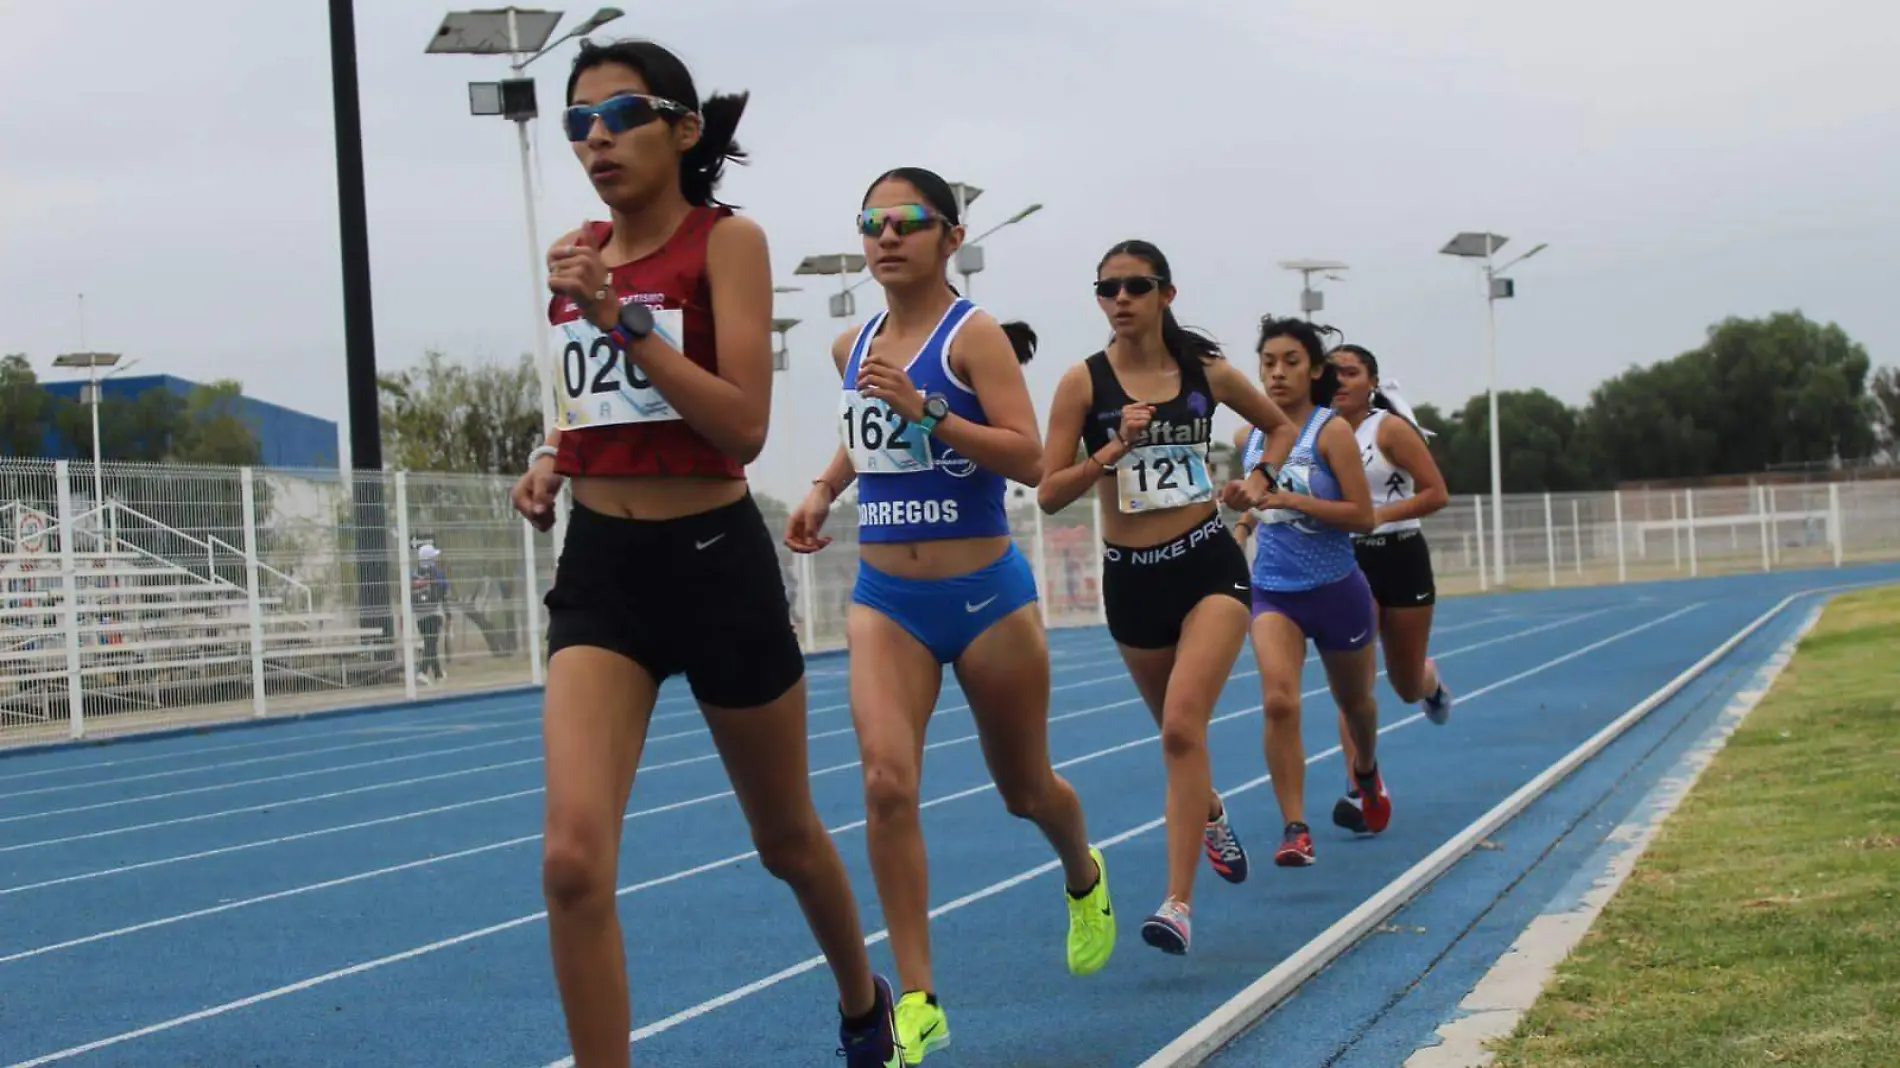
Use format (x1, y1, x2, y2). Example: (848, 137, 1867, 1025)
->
(839, 390, 932, 474)
(1116, 442, 1213, 514)
(550, 308, 685, 430)
(1257, 462, 1314, 527)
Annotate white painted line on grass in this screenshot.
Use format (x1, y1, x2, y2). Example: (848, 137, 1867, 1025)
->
(1134, 581, 1894, 1068)
(1401, 601, 1824, 1068)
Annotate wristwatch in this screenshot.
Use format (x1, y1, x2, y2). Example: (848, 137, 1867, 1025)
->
(1252, 459, 1281, 486)
(607, 301, 655, 347)
(917, 394, 950, 435)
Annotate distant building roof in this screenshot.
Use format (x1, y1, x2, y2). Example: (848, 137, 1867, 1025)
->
(33, 374, 340, 470)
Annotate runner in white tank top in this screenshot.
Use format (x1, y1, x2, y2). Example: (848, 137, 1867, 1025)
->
(1328, 344, 1454, 834)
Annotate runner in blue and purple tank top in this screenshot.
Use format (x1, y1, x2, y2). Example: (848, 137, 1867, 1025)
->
(1228, 316, 1393, 868)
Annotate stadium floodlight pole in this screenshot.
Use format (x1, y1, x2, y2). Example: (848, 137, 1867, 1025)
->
(952, 196, 1042, 297)
(794, 254, 870, 319)
(1277, 259, 1350, 320)
(1439, 231, 1548, 586)
(428, 6, 625, 436)
(770, 284, 801, 372)
(329, 0, 381, 476)
(52, 351, 123, 514)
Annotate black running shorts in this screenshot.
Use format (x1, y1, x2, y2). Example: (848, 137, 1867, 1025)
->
(1101, 514, 1251, 650)
(543, 493, 805, 708)
(1352, 527, 1437, 609)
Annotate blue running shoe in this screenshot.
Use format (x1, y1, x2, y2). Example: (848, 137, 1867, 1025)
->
(1203, 801, 1249, 883)
(1141, 898, 1192, 955)
(838, 973, 902, 1068)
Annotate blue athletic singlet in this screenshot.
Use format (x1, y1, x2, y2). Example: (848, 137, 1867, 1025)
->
(841, 297, 1010, 545)
(1244, 407, 1358, 592)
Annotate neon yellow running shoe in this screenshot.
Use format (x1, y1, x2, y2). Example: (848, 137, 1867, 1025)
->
(894, 990, 949, 1065)
(1065, 845, 1116, 976)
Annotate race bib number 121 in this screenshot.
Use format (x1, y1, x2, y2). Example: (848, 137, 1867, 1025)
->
(1116, 442, 1213, 513)
(550, 308, 685, 430)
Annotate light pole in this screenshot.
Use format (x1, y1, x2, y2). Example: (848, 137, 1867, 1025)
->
(771, 318, 800, 372)
(51, 351, 124, 515)
(769, 284, 802, 372)
(427, 6, 625, 435)
(1439, 231, 1548, 586)
(1277, 259, 1349, 320)
(794, 254, 869, 319)
(956, 202, 1043, 296)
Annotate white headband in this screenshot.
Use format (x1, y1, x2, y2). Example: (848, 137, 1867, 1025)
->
(1377, 380, 1434, 439)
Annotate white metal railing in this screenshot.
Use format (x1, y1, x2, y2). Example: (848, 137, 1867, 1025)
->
(2, 453, 1897, 747)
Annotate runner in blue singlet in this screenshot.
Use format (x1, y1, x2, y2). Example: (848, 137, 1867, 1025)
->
(1229, 317, 1392, 868)
(784, 166, 1114, 1064)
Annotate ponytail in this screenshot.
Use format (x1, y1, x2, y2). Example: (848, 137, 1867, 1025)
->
(1159, 308, 1223, 374)
(1001, 320, 1038, 365)
(682, 91, 748, 207)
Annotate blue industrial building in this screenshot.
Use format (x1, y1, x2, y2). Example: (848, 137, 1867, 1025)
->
(34, 375, 340, 470)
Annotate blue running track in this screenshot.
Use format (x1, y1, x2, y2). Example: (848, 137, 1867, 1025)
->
(2, 564, 1895, 1067)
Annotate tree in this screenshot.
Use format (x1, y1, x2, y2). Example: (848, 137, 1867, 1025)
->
(1869, 366, 1898, 460)
(1, 354, 53, 456)
(172, 380, 263, 466)
(1579, 311, 1878, 482)
(379, 350, 542, 475)
(1438, 389, 1598, 495)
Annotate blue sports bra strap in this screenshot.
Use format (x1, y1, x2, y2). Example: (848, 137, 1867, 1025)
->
(846, 312, 886, 372)
(1295, 408, 1330, 453)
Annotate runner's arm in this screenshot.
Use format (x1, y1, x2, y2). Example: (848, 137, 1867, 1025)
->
(1208, 359, 1297, 471)
(809, 330, 861, 500)
(620, 214, 776, 464)
(933, 312, 1045, 486)
(1371, 415, 1449, 526)
(1037, 363, 1125, 514)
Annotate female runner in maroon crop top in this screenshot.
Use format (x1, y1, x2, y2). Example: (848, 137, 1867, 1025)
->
(507, 38, 899, 1068)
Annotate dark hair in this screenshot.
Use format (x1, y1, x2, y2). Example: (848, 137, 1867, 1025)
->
(864, 166, 1036, 365)
(1095, 239, 1223, 375)
(1256, 316, 1343, 407)
(862, 166, 963, 223)
(566, 39, 748, 208)
(1329, 342, 1391, 412)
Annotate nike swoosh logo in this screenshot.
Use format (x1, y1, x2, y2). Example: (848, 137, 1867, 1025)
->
(695, 534, 726, 550)
(965, 595, 998, 613)
(1350, 630, 1369, 643)
(1233, 583, 1248, 591)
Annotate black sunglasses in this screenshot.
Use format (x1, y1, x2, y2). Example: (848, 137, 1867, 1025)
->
(1093, 275, 1165, 300)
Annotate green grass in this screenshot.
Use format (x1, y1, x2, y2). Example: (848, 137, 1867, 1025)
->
(1491, 585, 1900, 1068)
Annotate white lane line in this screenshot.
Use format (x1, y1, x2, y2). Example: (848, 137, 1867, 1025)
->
(534, 605, 1695, 1066)
(0, 609, 1562, 880)
(0, 650, 1136, 823)
(0, 614, 1499, 787)
(0, 608, 1602, 1066)
(0, 664, 1154, 851)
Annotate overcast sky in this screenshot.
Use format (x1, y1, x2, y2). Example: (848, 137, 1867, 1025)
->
(5, 0, 1896, 499)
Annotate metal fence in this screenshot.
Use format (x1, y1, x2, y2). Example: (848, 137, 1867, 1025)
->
(5, 455, 1897, 748)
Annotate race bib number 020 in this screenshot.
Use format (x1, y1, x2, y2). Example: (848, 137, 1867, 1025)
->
(839, 390, 932, 474)
(550, 308, 685, 430)
(1116, 442, 1213, 514)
